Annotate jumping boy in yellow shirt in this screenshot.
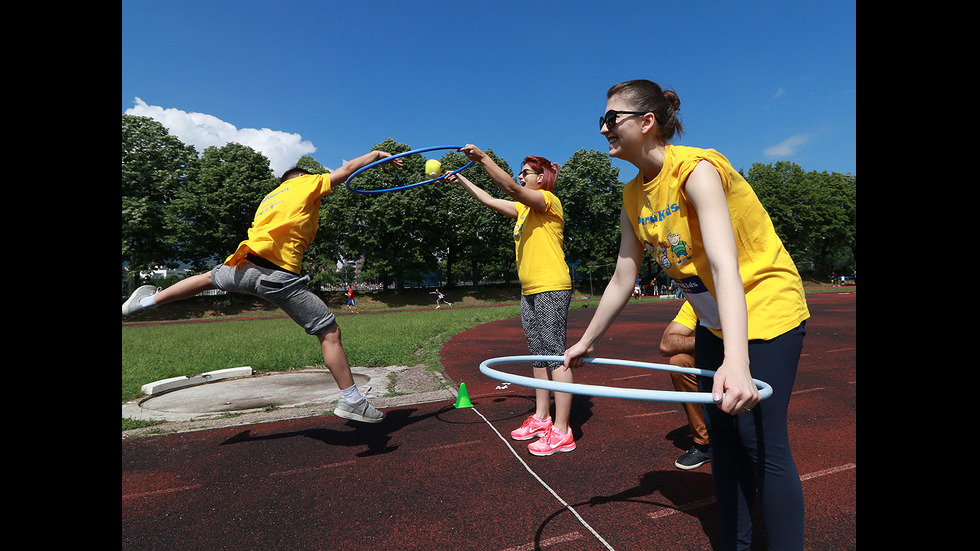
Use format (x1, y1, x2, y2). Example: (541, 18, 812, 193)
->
(123, 149, 402, 423)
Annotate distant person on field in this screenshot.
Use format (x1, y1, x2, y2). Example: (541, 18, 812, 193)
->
(122, 149, 403, 424)
(346, 285, 358, 314)
(430, 288, 453, 309)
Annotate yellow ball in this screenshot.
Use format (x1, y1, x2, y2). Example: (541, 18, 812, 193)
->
(425, 159, 442, 178)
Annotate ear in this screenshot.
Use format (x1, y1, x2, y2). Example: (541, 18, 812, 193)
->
(639, 112, 658, 136)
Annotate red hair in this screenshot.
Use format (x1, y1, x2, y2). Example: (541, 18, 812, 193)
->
(522, 155, 560, 192)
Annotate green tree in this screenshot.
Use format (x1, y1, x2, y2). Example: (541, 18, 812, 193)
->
(556, 149, 623, 287)
(319, 139, 444, 290)
(121, 114, 198, 280)
(804, 170, 856, 269)
(439, 149, 515, 289)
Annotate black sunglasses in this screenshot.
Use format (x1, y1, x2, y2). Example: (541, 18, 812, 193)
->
(600, 109, 647, 131)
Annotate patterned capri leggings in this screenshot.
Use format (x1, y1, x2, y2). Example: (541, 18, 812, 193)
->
(520, 289, 572, 370)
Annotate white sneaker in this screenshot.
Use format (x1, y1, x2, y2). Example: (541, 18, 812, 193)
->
(122, 285, 159, 316)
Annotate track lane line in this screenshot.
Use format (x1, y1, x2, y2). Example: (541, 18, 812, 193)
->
(470, 406, 616, 551)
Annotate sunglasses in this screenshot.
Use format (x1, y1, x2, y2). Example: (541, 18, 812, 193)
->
(600, 109, 647, 131)
(518, 169, 539, 177)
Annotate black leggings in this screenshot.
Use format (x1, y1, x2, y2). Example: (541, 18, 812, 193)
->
(696, 322, 806, 551)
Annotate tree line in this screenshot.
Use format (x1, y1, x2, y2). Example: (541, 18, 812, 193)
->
(122, 114, 855, 293)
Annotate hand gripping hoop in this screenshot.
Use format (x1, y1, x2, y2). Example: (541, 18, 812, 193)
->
(345, 145, 475, 194)
(479, 355, 773, 403)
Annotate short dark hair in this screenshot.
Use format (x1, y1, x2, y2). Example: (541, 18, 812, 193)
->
(279, 167, 311, 184)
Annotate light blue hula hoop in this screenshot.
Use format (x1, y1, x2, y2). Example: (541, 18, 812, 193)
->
(345, 145, 476, 194)
(479, 355, 773, 404)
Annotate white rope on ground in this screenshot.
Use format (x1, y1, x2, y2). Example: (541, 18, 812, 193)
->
(469, 405, 615, 551)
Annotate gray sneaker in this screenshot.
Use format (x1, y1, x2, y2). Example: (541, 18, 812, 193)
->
(334, 398, 384, 423)
(122, 285, 159, 316)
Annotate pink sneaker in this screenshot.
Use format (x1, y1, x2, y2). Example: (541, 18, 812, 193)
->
(510, 415, 552, 441)
(528, 427, 576, 456)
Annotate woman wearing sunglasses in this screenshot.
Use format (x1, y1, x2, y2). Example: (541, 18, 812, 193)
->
(445, 145, 576, 457)
(565, 80, 810, 550)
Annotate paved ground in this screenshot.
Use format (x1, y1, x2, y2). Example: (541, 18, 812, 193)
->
(122, 292, 855, 550)
(122, 363, 456, 434)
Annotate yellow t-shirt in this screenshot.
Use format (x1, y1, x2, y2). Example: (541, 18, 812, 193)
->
(225, 173, 333, 274)
(624, 145, 809, 340)
(514, 190, 572, 295)
(672, 301, 698, 332)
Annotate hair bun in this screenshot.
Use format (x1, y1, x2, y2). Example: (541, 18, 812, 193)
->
(663, 89, 681, 112)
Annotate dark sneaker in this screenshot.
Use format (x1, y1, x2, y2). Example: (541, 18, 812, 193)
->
(334, 398, 384, 423)
(675, 444, 711, 470)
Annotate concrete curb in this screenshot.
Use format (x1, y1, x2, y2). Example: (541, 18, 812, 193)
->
(140, 366, 254, 396)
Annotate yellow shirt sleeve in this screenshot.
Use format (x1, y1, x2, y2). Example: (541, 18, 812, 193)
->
(672, 301, 699, 331)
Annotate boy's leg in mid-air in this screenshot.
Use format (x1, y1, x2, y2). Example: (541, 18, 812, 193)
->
(122, 273, 216, 316)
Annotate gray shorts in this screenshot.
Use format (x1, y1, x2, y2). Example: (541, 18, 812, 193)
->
(210, 260, 336, 335)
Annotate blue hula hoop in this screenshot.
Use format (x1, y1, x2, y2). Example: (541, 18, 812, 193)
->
(479, 355, 773, 404)
(345, 145, 475, 194)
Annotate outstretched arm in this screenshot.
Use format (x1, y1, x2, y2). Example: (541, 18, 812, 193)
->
(445, 170, 518, 219)
(328, 150, 403, 188)
(457, 144, 547, 211)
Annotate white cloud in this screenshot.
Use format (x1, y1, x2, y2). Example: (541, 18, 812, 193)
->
(763, 133, 810, 158)
(124, 98, 316, 176)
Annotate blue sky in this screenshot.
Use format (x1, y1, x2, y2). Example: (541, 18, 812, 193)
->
(122, 0, 856, 180)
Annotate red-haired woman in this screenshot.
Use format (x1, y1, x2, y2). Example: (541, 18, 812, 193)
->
(446, 144, 575, 456)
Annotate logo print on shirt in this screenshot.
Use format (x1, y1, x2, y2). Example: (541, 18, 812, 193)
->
(666, 229, 692, 265)
(637, 202, 679, 226)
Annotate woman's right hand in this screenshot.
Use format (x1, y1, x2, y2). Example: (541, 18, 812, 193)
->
(562, 340, 594, 371)
(457, 144, 486, 162)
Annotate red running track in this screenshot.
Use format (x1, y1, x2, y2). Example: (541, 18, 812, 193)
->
(122, 292, 855, 550)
